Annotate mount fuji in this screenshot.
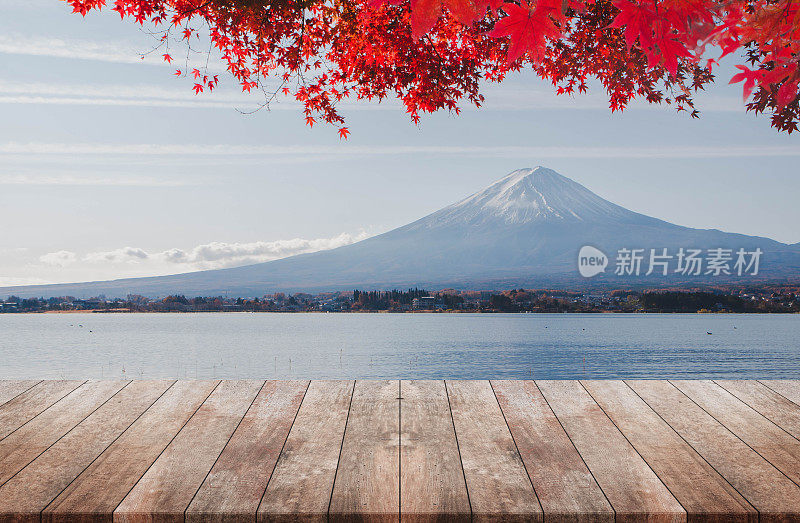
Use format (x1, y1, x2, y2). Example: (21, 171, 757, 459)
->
(4, 167, 800, 298)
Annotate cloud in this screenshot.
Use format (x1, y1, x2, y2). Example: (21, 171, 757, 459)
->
(0, 34, 175, 67)
(84, 247, 150, 264)
(156, 232, 371, 268)
(0, 95, 258, 110)
(0, 173, 192, 187)
(0, 79, 743, 113)
(19, 232, 371, 284)
(2, 141, 800, 161)
(0, 78, 399, 111)
(77, 231, 372, 271)
(0, 80, 274, 111)
(39, 250, 78, 267)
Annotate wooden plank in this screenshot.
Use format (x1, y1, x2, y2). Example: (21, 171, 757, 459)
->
(672, 380, 800, 485)
(0, 381, 39, 408)
(186, 380, 309, 523)
(0, 381, 84, 440)
(0, 380, 129, 486)
(717, 380, 800, 440)
(114, 380, 263, 523)
(536, 380, 684, 523)
(329, 380, 400, 523)
(492, 380, 614, 523)
(42, 380, 219, 523)
(0, 380, 174, 523)
(258, 380, 354, 523)
(446, 380, 541, 523)
(628, 380, 800, 523)
(1, 378, 798, 523)
(582, 380, 755, 523)
(400, 380, 469, 523)
(760, 381, 800, 408)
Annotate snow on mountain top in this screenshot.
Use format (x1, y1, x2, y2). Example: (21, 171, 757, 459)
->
(419, 166, 644, 226)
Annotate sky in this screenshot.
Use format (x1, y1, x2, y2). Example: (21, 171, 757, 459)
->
(1, 0, 799, 287)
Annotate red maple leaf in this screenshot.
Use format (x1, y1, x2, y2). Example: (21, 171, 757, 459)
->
(488, 0, 564, 64)
(409, 0, 500, 39)
(408, 0, 444, 38)
(610, 0, 655, 50)
(729, 65, 762, 101)
(657, 37, 690, 78)
(777, 78, 799, 108)
(162, 53, 172, 63)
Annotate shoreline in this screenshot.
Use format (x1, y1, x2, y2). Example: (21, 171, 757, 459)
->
(3, 309, 797, 315)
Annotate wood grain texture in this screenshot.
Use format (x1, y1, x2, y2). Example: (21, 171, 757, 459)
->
(537, 380, 685, 523)
(628, 380, 800, 523)
(258, 380, 354, 523)
(760, 381, 800, 406)
(491, 380, 613, 523)
(114, 380, 263, 523)
(716, 380, 800, 440)
(329, 380, 399, 523)
(0, 380, 174, 523)
(400, 380, 470, 523)
(186, 380, 309, 523)
(582, 380, 755, 523)
(446, 380, 541, 523)
(42, 380, 219, 523)
(0, 381, 84, 440)
(2, 379, 800, 523)
(0, 382, 39, 409)
(672, 380, 800, 485)
(0, 380, 129, 486)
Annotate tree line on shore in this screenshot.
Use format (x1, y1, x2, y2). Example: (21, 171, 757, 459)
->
(2, 286, 799, 313)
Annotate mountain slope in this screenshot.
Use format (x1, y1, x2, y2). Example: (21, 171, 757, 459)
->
(3, 167, 799, 298)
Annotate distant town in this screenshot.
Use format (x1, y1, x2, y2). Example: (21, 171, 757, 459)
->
(1, 285, 799, 314)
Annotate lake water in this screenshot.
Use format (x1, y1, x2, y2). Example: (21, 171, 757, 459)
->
(1, 313, 798, 379)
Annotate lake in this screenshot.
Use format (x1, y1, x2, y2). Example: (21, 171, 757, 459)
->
(1, 313, 798, 379)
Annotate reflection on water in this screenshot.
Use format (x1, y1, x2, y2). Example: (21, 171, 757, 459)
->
(1, 313, 798, 379)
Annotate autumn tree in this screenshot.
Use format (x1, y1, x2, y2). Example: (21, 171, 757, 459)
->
(66, 0, 800, 135)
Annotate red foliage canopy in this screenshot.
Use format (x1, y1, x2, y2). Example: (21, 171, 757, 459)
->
(66, 0, 800, 135)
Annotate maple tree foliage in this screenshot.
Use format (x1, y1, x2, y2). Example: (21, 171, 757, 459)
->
(66, 0, 800, 135)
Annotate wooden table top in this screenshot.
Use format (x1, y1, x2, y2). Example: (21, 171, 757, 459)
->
(1, 379, 800, 522)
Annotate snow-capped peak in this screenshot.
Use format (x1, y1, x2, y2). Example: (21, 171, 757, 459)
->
(416, 167, 643, 226)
